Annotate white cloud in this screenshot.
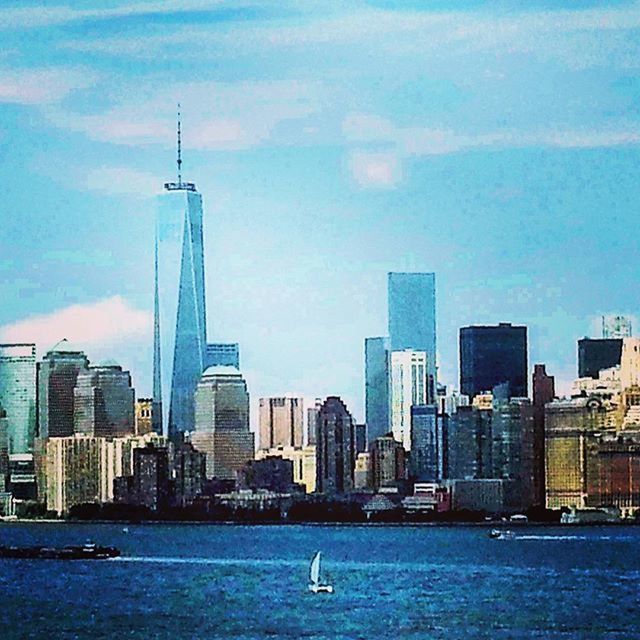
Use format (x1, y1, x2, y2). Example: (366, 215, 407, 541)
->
(0, 296, 152, 352)
(0, 1, 228, 30)
(84, 166, 162, 197)
(349, 151, 401, 188)
(0, 68, 96, 105)
(43, 79, 323, 149)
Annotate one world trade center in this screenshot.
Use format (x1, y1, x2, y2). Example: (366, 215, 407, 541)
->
(153, 111, 207, 439)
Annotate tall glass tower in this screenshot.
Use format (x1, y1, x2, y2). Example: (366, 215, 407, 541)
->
(153, 112, 207, 439)
(0, 344, 36, 454)
(388, 272, 437, 402)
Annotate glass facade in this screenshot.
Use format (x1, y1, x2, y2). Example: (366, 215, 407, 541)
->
(74, 362, 135, 438)
(205, 343, 239, 369)
(153, 187, 207, 439)
(459, 323, 528, 400)
(0, 344, 36, 454)
(410, 404, 439, 481)
(388, 273, 436, 403)
(364, 337, 390, 444)
(38, 340, 89, 439)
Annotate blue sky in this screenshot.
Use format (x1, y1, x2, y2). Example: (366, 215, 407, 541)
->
(1, 0, 640, 423)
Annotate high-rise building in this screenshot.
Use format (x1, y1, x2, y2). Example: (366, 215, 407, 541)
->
(577, 338, 622, 379)
(364, 336, 390, 444)
(0, 407, 9, 491)
(532, 364, 555, 507)
(255, 445, 316, 493)
(135, 398, 153, 436)
(153, 120, 207, 440)
(447, 405, 492, 480)
(388, 272, 436, 402)
(173, 441, 206, 506)
(205, 343, 240, 369)
(620, 337, 640, 390)
(602, 314, 632, 339)
(192, 365, 254, 480)
(131, 444, 171, 511)
(73, 361, 135, 438)
(38, 340, 89, 439)
(315, 396, 356, 494)
(390, 350, 428, 450)
(545, 397, 608, 509)
(258, 397, 304, 450)
(491, 396, 535, 509)
(370, 434, 405, 491)
(0, 344, 36, 454)
(410, 405, 439, 482)
(355, 423, 367, 454)
(306, 398, 322, 445)
(459, 323, 528, 400)
(43, 435, 104, 514)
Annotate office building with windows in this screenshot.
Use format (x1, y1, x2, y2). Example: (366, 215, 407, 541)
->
(0, 343, 36, 454)
(459, 323, 528, 400)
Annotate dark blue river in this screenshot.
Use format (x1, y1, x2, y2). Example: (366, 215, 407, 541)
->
(0, 523, 638, 639)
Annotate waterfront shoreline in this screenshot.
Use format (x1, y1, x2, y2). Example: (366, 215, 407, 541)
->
(3, 518, 638, 527)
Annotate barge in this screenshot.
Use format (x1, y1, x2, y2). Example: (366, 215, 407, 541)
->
(0, 543, 120, 560)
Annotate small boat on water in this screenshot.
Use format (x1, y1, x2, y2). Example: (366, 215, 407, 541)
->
(0, 543, 120, 560)
(489, 529, 514, 540)
(308, 551, 334, 594)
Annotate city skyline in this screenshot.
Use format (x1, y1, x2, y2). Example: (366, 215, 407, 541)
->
(2, 2, 640, 422)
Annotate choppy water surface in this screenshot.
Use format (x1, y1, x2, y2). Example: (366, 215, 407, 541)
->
(0, 523, 638, 639)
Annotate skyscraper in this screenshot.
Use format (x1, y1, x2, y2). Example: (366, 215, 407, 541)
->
(364, 336, 390, 443)
(191, 365, 254, 479)
(410, 404, 439, 481)
(577, 338, 622, 379)
(153, 114, 207, 440)
(369, 434, 405, 491)
(459, 323, 528, 400)
(316, 396, 356, 494)
(0, 344, 36, 454)
(258, 397, 304, 450)
(38, 339, 89, 439)
(532, 364, 555, 507)
(388, 272, 436, 402)
(205, 343, 239, 369)
(389, 350, 428, 450)
(73, 361, 135, 438)
(306, 398, 322, 446)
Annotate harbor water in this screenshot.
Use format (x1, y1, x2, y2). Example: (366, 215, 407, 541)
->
(0, 522, 638, 639)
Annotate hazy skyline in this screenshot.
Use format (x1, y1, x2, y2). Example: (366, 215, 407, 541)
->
(1, 1, 640, 423)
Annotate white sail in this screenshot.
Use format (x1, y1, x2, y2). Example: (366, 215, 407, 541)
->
(309, 551, 321, 585)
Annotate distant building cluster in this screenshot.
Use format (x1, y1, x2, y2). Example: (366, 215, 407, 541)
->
(2, 135, 639, 524)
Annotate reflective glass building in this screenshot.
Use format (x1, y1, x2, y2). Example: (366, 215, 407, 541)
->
(0, 344, 36, 454)
(153, 179, 207, 439)
(459, 323, 528, 400)
(205, 343, 239, 369)
(388, 273, 437, 403)
(74, 361, 135, 437)
(364, 336, 390, 444)
(38, 339, 89, 439)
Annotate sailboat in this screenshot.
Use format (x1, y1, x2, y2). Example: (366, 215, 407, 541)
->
(308, 551, 334, 593)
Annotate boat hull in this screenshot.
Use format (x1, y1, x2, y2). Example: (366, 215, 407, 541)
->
(0, 545, 120, 560)
(309, 584, 334, 594)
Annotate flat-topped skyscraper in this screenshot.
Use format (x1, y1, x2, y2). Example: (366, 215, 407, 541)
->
(153, 110, 207, 439)
(388, 272, 437, 403)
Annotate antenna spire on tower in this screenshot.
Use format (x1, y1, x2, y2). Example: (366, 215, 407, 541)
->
(164, 103, 195, 191)
(177, 103, 182, 185)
